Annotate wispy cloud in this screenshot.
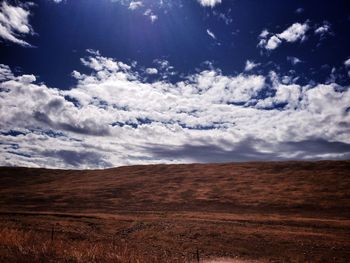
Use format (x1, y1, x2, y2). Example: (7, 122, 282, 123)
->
(206, 29, 216, 40)
(244, 60, 260, 71)
(295, 7, 304, 14)
(0, 1, 34, 47)
(287, 56, 302, 65)
(344, 58, 350, 67)
(314, 21, 332, 39)
(144, 9, 157, 23)
(345, 58, 350, 77)
(129, 1, 143, 10)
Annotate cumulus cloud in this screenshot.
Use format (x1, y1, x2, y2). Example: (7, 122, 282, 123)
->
(265, 35, 282, 50)
(258, 22, 309, 51)
(277, 23, 309, 42)
(0, 1, 34, 47)
(1, 51, 350, 169)
(197, 0, 222, 7)
(145, 68, 158, 75)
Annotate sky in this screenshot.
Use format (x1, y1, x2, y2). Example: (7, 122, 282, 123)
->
(0, 0, 350, 169)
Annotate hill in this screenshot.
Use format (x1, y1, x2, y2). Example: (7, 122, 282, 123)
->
(0, 160, 350, 262)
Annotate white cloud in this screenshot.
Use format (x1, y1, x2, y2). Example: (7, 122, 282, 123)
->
(145, 68, 158, 75)
(244, 60, 260, 71)
(258, 22, 309, 51)
(315, 22, 332, 40)
(0, 64, 14, 80)
(265, 35, 282, 50)
(18, 74, 36, 84)
(295, 8, 304, 14)
(277, 23, 309, 43)
(214, 11, 233, 25)
(150, 15, 158, 22)
(345, 58, 350, 77)
(197, 0, 222, 7)
(259, 29, 269, 38)
(287, 56, 302, 65)
(144, 9, 157, 22)
(1, 52, 350, 169)
(0, 1, 34, 47)
(206, 29, 216, 40)
(129, 1, 143, 10)
(153, 59, 170, 69)
(344, 58, 350, 67)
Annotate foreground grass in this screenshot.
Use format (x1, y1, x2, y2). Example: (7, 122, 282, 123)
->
(0, 227, 180, 263)
(1, 161, 349, 262)
(1, 211, 349, 262)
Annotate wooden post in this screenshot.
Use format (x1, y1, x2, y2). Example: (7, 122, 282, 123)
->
(196, 248, 200, 263)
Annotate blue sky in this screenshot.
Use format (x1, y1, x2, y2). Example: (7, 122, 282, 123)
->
(0, 0, 350, 168)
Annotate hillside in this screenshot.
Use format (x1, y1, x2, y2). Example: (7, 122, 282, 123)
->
(0, 161, 350, 262)
(0, 160, 350, 216)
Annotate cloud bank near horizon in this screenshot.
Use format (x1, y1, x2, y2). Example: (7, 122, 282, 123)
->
(1, 50, 350, 169)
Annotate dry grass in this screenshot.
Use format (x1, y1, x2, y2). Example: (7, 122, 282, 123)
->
(0, 160, 350, 262)
(202, 259, 263, 263)
(0, 226, 183, 263)
(1, 160, 349, 217)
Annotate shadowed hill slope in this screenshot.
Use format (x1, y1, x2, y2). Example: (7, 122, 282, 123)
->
(0, 161, 349, 217)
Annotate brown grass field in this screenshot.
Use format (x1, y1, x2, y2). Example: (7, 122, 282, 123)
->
(0, 160, 349, 262)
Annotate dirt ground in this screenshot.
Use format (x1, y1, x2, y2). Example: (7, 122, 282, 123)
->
(0, 160, 349, 262)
